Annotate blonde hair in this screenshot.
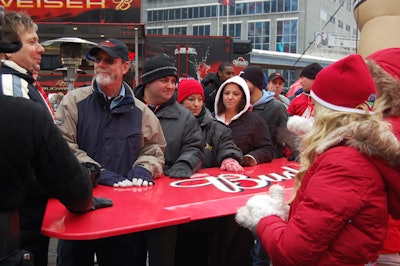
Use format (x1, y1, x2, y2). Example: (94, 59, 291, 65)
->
(365, 59, 400, 117)
(290, 102, 400, 201)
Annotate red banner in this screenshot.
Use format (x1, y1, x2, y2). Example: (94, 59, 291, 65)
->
(2, 0, 141, 23)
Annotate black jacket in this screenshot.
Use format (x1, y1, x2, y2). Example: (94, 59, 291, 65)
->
(199, 108, 242, 168)
(0, 94, 93, 213)
(202, 72, 221, 113)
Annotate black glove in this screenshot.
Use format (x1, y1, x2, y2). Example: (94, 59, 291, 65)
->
(91, 197, 113, 210)
(98, 169, 129, 187)
(287, 151, 300, 162)
(81, 162, 100, 187)
(164, 162, 193, 179)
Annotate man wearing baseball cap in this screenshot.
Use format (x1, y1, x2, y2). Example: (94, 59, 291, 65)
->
(267, 72, 290, 108)
(56, 38, 166, 265)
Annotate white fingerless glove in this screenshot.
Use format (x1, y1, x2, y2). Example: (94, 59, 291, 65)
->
(235, 184, 289, 232)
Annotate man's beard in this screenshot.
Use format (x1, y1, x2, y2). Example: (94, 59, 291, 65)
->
(95, 73, 113, 86)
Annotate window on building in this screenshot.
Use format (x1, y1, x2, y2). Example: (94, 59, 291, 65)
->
(193, 25, 211, 36)
(147, 0, 299, 22)
(168, 26, 187, 35)
(205, 6, 212, 17)
(276, 19, 298, 53)
(248, 21, 270, 50)
(175, 9, 181, 20)
(223, 23, 242, 39)
(147, 28, 163, 35)
(338, 20, 343, 29)
(188, 8, 193, 19)
(168, 9, 175, 20)
(200, 6, 206, 17)
(182, 8, 188, 19)
(249, 2, 263, 14)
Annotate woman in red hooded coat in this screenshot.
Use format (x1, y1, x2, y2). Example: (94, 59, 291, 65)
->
(366, 47, 400, 266)
(236, 54, 400, 266)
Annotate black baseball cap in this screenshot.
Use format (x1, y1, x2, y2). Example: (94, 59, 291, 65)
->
(88, 38, 129, 61)
(268, 72, 285, 83)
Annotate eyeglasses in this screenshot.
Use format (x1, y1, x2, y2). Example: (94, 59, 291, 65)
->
(94, 56, 116, 65)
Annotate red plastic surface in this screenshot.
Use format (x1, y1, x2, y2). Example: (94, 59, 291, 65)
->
(41, 159, 299, 240)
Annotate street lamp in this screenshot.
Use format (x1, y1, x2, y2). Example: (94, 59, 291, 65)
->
(41, 37, 97, 91)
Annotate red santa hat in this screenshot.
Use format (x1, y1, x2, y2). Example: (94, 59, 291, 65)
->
(310, 54, 376, 114)
(366, 47, 400, 80)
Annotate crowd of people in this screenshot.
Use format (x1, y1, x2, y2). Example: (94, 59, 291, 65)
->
(1, 7, 399, 266)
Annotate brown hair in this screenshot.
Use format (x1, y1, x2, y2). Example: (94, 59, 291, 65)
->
(2, 11, 37, 43)
(216, 83, 246, 115)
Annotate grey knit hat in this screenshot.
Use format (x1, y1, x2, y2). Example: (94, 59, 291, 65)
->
(141, 54, 178, 85)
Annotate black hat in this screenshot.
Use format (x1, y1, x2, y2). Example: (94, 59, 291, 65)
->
(141, 54, 178, 86)
(239, 65, 264, 90)
(300, 63, 323, 80)
(268, 72, 285, 83)
(88, 38, 129, 61)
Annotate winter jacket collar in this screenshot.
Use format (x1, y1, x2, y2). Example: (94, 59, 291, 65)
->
(199, 107, 215, 127)
(253, 90, 275, 106)
(92, 80, 135, 110)
(134, 83, 177, 114)
(0, 60, 34, 83)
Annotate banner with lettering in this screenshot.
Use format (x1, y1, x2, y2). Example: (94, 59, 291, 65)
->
(2, 0, 141, 23)
(42, 159, 299, 240)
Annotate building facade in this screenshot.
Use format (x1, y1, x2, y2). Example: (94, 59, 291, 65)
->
(141, 0, 358, 87)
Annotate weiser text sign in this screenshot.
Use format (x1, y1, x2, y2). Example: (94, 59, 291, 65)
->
(2, 0, 141, 22)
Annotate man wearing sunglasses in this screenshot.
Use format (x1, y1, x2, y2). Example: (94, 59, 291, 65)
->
(55, 38, 166, 266)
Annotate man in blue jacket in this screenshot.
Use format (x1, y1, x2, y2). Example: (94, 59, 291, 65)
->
(55, 39, 166, 266)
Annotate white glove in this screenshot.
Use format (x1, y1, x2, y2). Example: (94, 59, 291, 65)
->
(287, 115, 314, 136)
(113, 179, 134, 187)
(235, 184, 289, 232)
(131, 178, 153, 186)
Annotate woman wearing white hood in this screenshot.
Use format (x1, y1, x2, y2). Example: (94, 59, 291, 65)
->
(214, 75, 274, 166)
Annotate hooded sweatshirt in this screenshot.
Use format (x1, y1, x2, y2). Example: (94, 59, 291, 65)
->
(214, 76, 274, 164)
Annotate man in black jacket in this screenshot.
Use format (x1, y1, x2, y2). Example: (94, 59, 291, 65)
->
(201, 61, 234, 113)
(0, 94, 112, 265)
(0, 8, 112, 265)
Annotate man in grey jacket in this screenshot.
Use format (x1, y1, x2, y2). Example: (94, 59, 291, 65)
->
(134, 54, 204, 266)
